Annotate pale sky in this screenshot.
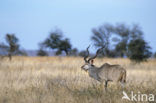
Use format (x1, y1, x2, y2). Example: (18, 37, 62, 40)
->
(0, 0, 156, 52)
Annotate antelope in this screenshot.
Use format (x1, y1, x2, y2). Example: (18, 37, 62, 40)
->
(81, 46, 126, 90)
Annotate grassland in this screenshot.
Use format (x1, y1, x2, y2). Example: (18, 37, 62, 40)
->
(0, 56, 156, 103)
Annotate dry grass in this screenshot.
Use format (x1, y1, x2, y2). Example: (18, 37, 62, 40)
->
(0, 56, 156, 103)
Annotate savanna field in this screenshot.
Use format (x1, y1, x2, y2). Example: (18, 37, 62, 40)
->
(0, 56, 156, 103)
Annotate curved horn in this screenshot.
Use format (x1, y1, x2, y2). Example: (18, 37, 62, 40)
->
(84, 45, 90, 62)
(88, 46, 104, 62)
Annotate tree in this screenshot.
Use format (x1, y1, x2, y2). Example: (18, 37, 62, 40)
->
(79, 50, 88, 57)
(0, 34, 26, 59)
(37, 49, 48, 56)
(127, 38, 152, 63)
(154, 52, 156, 58)
(57, 38, 71, 55)
(130, 24, 143, 40)
(91, 24, 113, 57)
(126, 24, 152, 63)
(5, 34, 20, 60)
(91, 23, 152, 62)
(37, 43, 48, 56)
(115, 41, 127, 57)
(114, 24, 130, 57)
(42, 29, 72, 56)
(69, 48, 78, 56)
(114, 24, 152, 62)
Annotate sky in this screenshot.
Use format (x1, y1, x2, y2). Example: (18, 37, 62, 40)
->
(0, 0, 156, 52)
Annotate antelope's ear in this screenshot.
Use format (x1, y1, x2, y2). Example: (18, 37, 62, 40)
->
(91, 60, 94, 65)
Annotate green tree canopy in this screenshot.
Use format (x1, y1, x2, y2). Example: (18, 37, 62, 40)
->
(5, 34, 20, 60)
(114, 24, 130, 57)
(91, 24, 113, 57)
(37, 49, 48, 56)
(91, 23, 152, 63)
(42, 29, 72, 56)
(127, 38, 152, 63)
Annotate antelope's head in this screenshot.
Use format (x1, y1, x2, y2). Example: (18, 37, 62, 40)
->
(81, 45, 104, 72)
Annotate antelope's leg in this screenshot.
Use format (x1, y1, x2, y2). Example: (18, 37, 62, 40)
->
(105, 81, 108, 91)
(120, 81, 125, 88)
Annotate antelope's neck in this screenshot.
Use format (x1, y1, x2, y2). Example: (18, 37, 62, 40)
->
(90, 65, 98, 70)
(88, 66, 101, 81)
(89, 66, 99, 73)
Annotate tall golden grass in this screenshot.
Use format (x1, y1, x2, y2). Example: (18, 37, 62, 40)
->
(0, 56, 156, 103)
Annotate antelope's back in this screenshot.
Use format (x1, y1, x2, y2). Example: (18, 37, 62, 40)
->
(98, 63, 126, 82)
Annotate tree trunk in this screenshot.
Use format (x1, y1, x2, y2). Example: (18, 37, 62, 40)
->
(64, 50, 68, 56)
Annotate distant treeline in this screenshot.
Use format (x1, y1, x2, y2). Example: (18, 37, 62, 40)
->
(0, 23, 156, 63)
